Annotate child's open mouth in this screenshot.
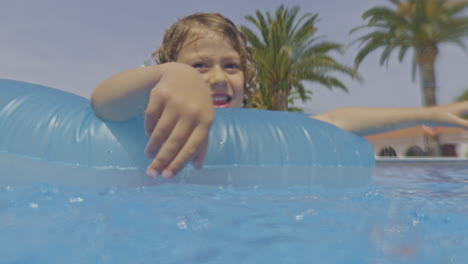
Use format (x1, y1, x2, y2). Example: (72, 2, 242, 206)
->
(212, 94, 232, 108)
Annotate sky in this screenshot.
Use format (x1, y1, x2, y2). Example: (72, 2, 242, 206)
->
(2, 0, 468, 115)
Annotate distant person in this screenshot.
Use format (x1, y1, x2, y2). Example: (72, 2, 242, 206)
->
(91, 13, 468, 178)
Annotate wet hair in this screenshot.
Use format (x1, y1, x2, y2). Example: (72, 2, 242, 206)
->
(152, 13, 256, 91)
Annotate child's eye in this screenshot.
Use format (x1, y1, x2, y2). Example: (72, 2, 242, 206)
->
(193, 63, 208, 69)
(225, 63, 241, 69)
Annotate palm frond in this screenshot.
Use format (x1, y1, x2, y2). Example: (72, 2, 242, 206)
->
(411, 52, 418, 81)
(446, 38, 467, 52)
(387, 0, 401, 5)
(245, 11, 270, 45)
(351, 31, 394, 47)
(301, 41, 344, 58)
(434, 17, 468, 41)
(398, 45, 411, 62)
(354, 39, 388, 68)
(239, 26, 265, 49)
(380, 44, 398, 66)
(444, 2, 468, 17)
(362, 7, 409, 27)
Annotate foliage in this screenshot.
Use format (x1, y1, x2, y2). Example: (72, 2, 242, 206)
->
(456, 89, 468, 118)
(241, 5, 360, 111)
(351, 0, 468, 80)
(456, 89, 468, 101)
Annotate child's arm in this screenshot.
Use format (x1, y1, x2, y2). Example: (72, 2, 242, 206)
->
(91, 62, 215, 178)
(312, 101, 468, 136)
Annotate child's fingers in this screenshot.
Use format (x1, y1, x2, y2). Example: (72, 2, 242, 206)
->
(146, 119, 195, 178)
(144, 93, 164, 136)
(192, 138, 208, 169)
(455, 101, 468, 115)
(165, 126, 210, 176)
(144, 110, 177, 158)
(449, 114, 468, 129)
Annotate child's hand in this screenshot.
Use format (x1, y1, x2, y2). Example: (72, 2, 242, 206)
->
(426, 101, 468, 128)
(144, 63, 215, 178)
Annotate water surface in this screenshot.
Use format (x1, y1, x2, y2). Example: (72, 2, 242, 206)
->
(1, 164, 467, 263)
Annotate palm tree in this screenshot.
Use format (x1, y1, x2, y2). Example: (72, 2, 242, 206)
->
(240, 5, 360, 111)
(351, 0, 468, 155)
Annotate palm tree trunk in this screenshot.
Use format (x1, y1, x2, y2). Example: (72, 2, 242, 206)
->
(272, 84, 289, 111)
(417, 44, 441, 156)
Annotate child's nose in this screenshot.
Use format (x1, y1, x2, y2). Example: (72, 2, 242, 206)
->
(208, 66, 228, 89)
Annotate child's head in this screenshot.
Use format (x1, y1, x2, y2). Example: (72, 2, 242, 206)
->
(152, 13, 255, 92)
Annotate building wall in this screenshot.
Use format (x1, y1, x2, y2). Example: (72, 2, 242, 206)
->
(367, 131, 468, 158)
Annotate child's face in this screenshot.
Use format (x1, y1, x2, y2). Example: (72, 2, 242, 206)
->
(176, 31, 245, 108)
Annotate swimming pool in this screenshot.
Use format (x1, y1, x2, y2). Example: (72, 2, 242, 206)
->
(1, 162, 467, 263)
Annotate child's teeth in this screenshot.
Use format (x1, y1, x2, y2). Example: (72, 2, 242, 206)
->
(214, 96, 229, 101)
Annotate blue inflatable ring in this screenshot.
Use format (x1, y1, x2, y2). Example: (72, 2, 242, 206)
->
(0, 79, 374, 187)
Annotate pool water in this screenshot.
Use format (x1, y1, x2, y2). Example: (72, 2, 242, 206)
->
(1, 163, 468, 264)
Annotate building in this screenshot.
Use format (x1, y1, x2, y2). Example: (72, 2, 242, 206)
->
(364, 126, 468, 158)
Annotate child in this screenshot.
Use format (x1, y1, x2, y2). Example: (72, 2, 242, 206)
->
(91, 13, 468, 179)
